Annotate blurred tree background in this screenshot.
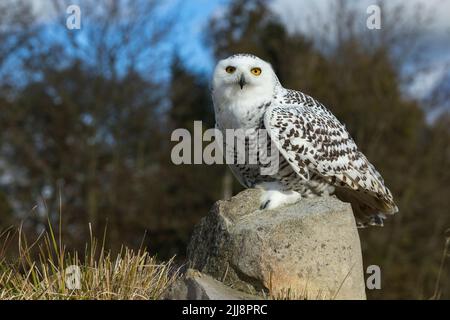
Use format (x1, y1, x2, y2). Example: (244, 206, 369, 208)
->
(0, 0, 449, 299)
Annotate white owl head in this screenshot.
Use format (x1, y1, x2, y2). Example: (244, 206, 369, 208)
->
(212, 54, 278, 103)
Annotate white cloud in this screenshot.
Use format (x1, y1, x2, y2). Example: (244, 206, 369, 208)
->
(407, 64, 448, 99)
(271, 0, 450, 34)
(271, 0, 450, 101)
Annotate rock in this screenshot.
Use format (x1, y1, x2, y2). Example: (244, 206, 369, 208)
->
(187, 188, 366, 300)
(163, 269, 262, 300)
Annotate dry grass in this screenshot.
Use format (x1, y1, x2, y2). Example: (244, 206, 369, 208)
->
(430, 229, 450, 300)
(0, 222, 179, 300)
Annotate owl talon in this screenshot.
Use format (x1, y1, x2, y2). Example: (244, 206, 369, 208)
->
(260, 200, 271, 210)
(259, 188, 301, 210)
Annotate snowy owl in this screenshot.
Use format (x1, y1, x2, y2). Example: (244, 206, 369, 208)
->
(212, 53, 398, 227)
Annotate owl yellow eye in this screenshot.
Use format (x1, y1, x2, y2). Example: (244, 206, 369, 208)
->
(251, 67, 262, 76)
(225, 66, 236, 73)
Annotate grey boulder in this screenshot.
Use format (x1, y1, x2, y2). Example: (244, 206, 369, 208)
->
(187, 188, 366, 300)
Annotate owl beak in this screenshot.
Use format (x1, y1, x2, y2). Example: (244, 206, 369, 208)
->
(238, 74, 246, 89)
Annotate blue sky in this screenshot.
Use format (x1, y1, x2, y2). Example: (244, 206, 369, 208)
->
(174, 0, 450, 98)
(27, 0, 450, 100)
(30, 0, 226, 76)
(171, 0, 226, 74)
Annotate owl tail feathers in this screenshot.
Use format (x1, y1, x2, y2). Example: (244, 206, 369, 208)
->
(335, 188, 398, 228)
(351, 198, 398, 228)
(355, 210, 386, 228)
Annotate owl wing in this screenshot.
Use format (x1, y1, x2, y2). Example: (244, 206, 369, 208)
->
(264, 93, 398, 220)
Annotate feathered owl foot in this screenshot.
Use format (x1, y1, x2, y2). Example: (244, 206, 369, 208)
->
(256, 183, 301, 210)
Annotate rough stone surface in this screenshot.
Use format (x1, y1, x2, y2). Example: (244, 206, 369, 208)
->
(187, 189, 366, 300)
(163, 269, 261, 300)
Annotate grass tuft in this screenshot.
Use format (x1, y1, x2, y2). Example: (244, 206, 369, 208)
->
(0, 221, 179, 300)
